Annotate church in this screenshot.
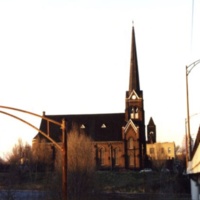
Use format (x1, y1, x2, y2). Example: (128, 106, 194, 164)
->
(32, 26, 156, 170)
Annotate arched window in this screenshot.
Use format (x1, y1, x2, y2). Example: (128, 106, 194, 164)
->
(130, 106, 139, 119)
(114, 148, 119, 166)
(128, 138, 134, 149)
(100, 148, 105, 166)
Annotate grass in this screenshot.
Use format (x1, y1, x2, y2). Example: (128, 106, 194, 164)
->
(0, 170, 191, 199)
(0, 171, 57, 190)
(93, 170, 190, 194)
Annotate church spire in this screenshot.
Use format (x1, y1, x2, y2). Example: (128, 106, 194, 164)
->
(129, 25, 140, 93)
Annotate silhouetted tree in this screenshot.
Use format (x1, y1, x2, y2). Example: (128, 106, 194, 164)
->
(66, 126, 95, 199)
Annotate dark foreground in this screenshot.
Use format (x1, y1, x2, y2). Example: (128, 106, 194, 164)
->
(0, 170, 191, 199)
(0, 190, 191, 200)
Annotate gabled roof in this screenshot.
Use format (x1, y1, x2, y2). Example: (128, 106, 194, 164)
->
(34, 113, 125, 143)
(126, 90, 141, 100)
(123, 119, 139, 133)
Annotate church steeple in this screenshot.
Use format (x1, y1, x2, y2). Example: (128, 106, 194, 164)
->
(123, 25, 146, 169)
(125, 25, 144, 122)
(129, 25, 140, 93)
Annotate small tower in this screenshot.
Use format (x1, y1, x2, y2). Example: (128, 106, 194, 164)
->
(147, 117, 156, 144)
(123, 25, 146, 169)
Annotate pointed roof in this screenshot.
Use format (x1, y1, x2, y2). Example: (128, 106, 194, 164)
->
(129, 25, 140, 92)
(148, 117, 155, 126)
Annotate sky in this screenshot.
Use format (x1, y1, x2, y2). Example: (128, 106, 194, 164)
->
(0, 0, 200, 158)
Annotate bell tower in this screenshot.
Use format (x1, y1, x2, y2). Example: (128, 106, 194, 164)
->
(147, 117, 156, 144)
(123, 25, 146, 169)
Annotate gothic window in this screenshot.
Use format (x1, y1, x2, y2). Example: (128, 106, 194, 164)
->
(100, 148, 105, 165)
(128, 138, 134, 149)
(160, 147, 164, 154)
(130, 106, 139, 119)
(135, 107, 139, 119)
(114, 148, 119, 166)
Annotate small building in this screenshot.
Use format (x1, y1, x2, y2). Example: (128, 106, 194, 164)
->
(146, 117, 175, 170)
(146, 142, 175, 161)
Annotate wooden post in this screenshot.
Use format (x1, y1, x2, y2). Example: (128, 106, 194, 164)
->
(62, 118, 67, 200)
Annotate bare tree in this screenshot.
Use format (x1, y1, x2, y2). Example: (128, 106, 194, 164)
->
(32, 124, 96, 199)
(66, 125, 95, 199)
(6, 138, 32, 169)
(3, 138, 32, 189)
(32, 138, 54, 172)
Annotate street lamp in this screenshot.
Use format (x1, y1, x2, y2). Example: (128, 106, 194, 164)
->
(186, 59, 200, 163)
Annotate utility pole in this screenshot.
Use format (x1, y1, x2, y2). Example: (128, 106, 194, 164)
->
(62, 118, 67, 200)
